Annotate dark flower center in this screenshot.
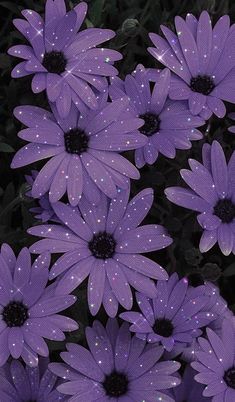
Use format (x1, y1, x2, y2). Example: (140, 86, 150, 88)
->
(64, 129, 89, 155)
(224, 368, 235, 389)
(42, 51, 67, 74)
(3, 301, 28, 327)
(89, 232, 116, 259)
(139, 113, 160, 136)
(103, 371, 129, 397)
(153, 318, 174, 337)
(214, 199, 235, 223)
(190, 75, 215, 95)
(187, 273, 204, 287)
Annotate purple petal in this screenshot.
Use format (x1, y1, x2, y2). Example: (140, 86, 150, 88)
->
(46, 73, 62, 102)
(199, 229, 218, 253)
(106, 187, 130, 234)
(67, 156, 83, 206)
(88, 260, 106, 315)
(218, 224, 234, 256)
(114, 188, 154, 238)
(49, 155, 69, 203)
(115, 253, 168, 280)
(197, 11, 212, 74)
(52, 202, 92, 241)
(175, 16, 199, 76)
(151, 68, 170, 114)
(114, 322, 131, 372)
(189, 93, 206, 115)
(106, 260, 133, 309)
(31, 154, 65, 198)
(65, 28, 115, 57)
(165, 186, 212, 212)
(197, 212, 221, 230)
(11, 144, 63, 168)
(211, 141, 228, 198)
(117, 225, 172, 253)
(8, 328, 24, 359)
(81, 152, 117, 199)
(61, 344, 104, 381)
(55, 257, 93, 295)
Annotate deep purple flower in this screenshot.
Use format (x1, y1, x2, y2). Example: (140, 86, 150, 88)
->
(148, 11, 235, 119)
(0, 243, 78, 367)
(25, 170, 59, 223)
(192, 318, 235, 401)
(0, 358, 67, 401)
(28, 188, 172, 316)
(49, 318, 180, 401)
(11, 98, 146, 206)
(120, 273, 215, 352)
(165, 141, 235, 255)
(8, 1, 122, 117)
(110, 65, 204, 168)
(167, 365, 209, 402)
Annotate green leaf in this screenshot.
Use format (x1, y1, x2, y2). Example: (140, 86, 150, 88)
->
(0, 143, 14, 153)
(88, 0, 105, 26)
(223, 263, 235, 277)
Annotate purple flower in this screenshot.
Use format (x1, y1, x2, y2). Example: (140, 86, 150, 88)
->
(165, 141, 235, 256)
(148, 11, 235, 119)
(110, 65, 204, 168)
(167, 365, 208, 402)
(11, 98, 146, 206)
(120, 273, 215, 352)
(8, 1, 122, 117)
(0, 244, 78, 367)
(49, 318, 181, 401)
(181, 281, 230, 362)
(25, 170, 59, 223)
(28, 188, 172, 316)
(0, 358, 67, 401)
(192, 318, 235, 401)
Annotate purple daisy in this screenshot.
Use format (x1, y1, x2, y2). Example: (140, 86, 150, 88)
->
(25, 170, 59, 223)
(120, 273, 216, 352)
(167, 365, 209, 402)
(11, 98, 145, 206)
(0, 243, 78, 367)
(28, 188, 172, 316)
(110, 65, 204, 167)
(165, 141, 235, 256)
(49, 318, 181, 401)
(148, 11, 235, 119)
(8, 1, 122, 117)
(0, 358, 67, 401)
(192, 318, 235, 401)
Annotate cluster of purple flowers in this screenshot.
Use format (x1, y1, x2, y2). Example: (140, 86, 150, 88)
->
(2, 1, 235, 400)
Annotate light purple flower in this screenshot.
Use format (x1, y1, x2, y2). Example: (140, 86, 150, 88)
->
(25, 170, 59, 223)
(0, 243, 78, 367)
(11, 98, 146, 206)
(110, 65, 204, 168)
(28, 188, 172, 316)
(148, 11, 235, 119)
(0, 358, 67, 401)
(49, 318, 180, 401)
(192, 318, 235, 401)
(165, 141, 235, 256)
(167, 365, 209, 402)
(120, 273, 215, 352)
(8, 1, 122, 117)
